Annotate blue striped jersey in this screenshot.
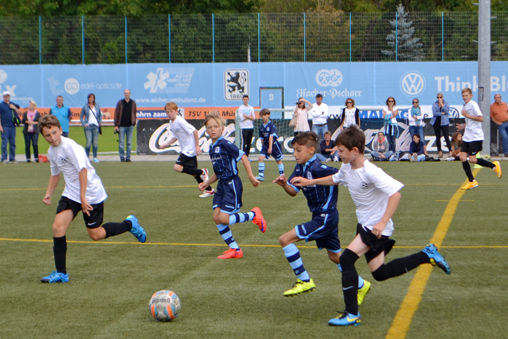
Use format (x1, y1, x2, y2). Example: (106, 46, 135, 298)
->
(259, 120, 278, 143)
(209, 136, 245, 180)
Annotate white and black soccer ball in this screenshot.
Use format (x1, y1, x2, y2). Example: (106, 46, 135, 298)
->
(149, 290, 181, 321)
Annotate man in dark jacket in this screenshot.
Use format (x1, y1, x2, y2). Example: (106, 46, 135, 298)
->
(114, 89, 137, 162)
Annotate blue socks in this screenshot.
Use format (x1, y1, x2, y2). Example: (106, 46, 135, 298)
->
(258, 162, 265, 178)
(277, 163, 284, 175)
(229, 212, 255, 225)
(337, 263, 365, 288)
(216, 224, 239, 249)
(283, 244, 310, 282)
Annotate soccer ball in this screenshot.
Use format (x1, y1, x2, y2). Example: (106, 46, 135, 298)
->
(149, 290, 181, 321)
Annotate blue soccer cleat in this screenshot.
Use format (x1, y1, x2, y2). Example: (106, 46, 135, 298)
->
(423, 244, 451, 274)
(328, 311, 361, 326)
(127, 215, 146, 243)
(41, 271, 69, 283)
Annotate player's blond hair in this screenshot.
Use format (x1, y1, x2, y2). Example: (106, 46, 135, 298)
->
(203, 111, 226, 128)
(165, 102, 178, 110)
(462, 88, 473, 94)
(39, 115, 61, 135)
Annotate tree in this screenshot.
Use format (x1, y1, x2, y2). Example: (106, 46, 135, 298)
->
(381, 3, 423, 61)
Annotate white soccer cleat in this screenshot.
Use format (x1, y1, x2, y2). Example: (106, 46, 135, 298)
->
(199, 188, 215, 198)
(200, 168, 209, 182)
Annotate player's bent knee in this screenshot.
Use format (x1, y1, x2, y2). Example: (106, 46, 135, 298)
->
(340, 249, 359, 270)
(174, 164, 183, 172)
(372, 265, 390, 281)
(327, 251, 341, 264)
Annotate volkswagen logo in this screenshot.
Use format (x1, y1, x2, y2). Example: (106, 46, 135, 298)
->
(64, 78, 80, 95)
(400, 72, 425, 96)
(316, 69, 343, 87)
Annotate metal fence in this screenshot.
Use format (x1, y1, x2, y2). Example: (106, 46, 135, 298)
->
(1, 12, 507, 64)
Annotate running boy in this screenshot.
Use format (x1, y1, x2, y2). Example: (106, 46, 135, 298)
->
(257, 108, 284, 181)
(159, 102, 215, 198)
(39, 115, 146, 283)
(273, 132, 371, 304)
(458, 88, 502, 189)
(291, 126, 451, 326)
(199, 112, 267, 259)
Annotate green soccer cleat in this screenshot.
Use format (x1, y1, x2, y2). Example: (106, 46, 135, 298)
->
(357, 279, 371, 306)
(283, 279, 316, 297)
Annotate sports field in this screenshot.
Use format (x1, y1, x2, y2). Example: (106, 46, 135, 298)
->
(0, 160, 506, 338)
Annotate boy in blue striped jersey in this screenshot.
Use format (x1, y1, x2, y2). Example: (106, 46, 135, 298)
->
(272, 131, 370, 302)
(257, 108, 284, 181)
(199, 112, 267, 259)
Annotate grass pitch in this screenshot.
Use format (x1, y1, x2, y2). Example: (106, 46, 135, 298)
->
(0, 160, 507, 338)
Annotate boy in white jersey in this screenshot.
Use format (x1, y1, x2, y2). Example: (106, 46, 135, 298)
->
(159, 102, 214, 198)
(38, 115, 146, 283)
(458, 88, 502, 190)
(291, 126, 451, 326)
(238, 94, 256, 157)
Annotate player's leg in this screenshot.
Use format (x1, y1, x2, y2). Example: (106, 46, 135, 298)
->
(467, 147, 501, 178)
(214, 208, 243, 259)
(279, 228, 315, 296)
(273, 142, 284, 174)
(459, 144, 477, 189)
(257, 153, 266, 181)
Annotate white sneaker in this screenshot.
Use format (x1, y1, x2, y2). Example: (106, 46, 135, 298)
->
(199, 189, 215, 198)
(325, 158, 332, 162)
(200, 168, 209, 182)
(333, 156, 339, 162)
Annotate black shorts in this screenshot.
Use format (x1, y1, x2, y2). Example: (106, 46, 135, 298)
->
(460, 140, 483, 155)
(56, 196, 104, 229)
(357, 224, 395, 263)
(176, 153, 198, 168)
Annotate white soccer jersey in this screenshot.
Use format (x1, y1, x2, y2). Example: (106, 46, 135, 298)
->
(332, 159, 404, 237)
(48, 136, 107, 204)
(169, 116, 197, 157)
(462, 100, 484, 142)
(238, 104, 255, 129)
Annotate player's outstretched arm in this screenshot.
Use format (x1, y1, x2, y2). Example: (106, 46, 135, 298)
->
(199, 173, 218, 191)
(193, 130, 201, 155)
(43, 174, 61, 205)
(272, 174, 297, 196)
(241, 154, 260, 187)
(371, 191, 401, 239)
(79, 168, 93, 216)
(159, 137, 178, 149)
(290, 175, 335, 187)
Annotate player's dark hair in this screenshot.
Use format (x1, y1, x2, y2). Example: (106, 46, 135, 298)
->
(292, 131, 318, 150)
(335, 126, 365, 153)
(316, 94, 323, 99)
(39, 114, 61, 135)
(259, 108, 271, 116)
(242, 94, 249, 98)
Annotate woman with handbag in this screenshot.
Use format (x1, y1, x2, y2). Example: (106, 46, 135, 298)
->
(22, 100, 40, 163)
(291, 97, 312, 136)
(80, 93, 102, 163)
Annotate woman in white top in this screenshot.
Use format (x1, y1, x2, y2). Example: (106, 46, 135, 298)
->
(80, 93, 102, 163)
(382, 97, 398, 154)
(339, 98, 360, 130)
(407, 98, 425, 142)
(292, 97, 312, 136)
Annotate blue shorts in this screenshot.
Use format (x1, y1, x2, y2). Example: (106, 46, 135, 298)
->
(260, 141, 284, 161)
(212, 176, 243, 214)
(295, 210, 341, 252)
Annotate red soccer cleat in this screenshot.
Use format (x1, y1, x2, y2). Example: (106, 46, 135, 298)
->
(251, 207, 267, 233)
(218, 248, 243, 259)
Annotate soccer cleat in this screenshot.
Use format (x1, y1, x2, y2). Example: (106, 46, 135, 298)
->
(200, 168, 209, 182)
(283, 279, 316, 297)
(255, 175, 264, 182)
(328, 311, 361, 326)
(251, 207, 266, 233)
(199, 188, 215, 198)
(218, 248, 243, 259)
(423, 244, 451, 275)
(127, 215, 146, 243)
(461, 180, 478, 190)
(41, 271, 69, 283)
(357, 279, 371, 306)
(493, 161, 502, 179)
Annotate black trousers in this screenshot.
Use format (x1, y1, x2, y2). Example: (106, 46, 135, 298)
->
(433, 118, 451, 152)
(242, 128, 254, 156)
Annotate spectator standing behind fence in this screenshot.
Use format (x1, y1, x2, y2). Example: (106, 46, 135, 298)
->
(0, 91, 21, 164)
(490, 93, 508, 157)
(370, 131, 394, 161)
(49, 96, 72, 137)
(238, 94, 256, 157)
(293, 97, 312, 136)
(338, 98, 360, 131)
(80, 93, 102, 163)
(114, 89, 137, 162)
(310, 94, 329, 142)
(22, 100, 40, 163)
(382, 97, 398, 155)
(431, 93, 452, 158)
(408, 98, 425, 141)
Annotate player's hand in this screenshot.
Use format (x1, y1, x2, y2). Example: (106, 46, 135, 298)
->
(198, 182, 208, 192)
(371, 222, 386, 239)
(267, 148, 272, 155)
(81, 198, 93, 217)
(43, 194, 52, 205)
(290, 176, 311, 187)
(461, 109, 470, 118)
(272, 174, 288, 186)
(248, 175, 260, 188)
(195, 146, 201, 156)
